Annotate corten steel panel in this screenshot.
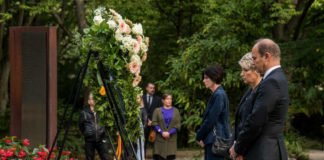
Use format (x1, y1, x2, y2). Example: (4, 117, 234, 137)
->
(9, 27, 57, 147)
(21, 32, 47, 146)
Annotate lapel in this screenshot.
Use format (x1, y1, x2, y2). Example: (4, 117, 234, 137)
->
(158, 108, 166, 129)
(235, 88, 252, 118)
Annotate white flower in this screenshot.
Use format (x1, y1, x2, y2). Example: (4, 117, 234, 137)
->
(107, 20, 117, 29)
(121, 36, 139, 54)
(93, 15, 104, 25)
(131, 54, 142, 66)
(83, 28, 90, 34)
(140, 43, 148, 53)
(132, 23, 143, 35)
(94, 6, 107, 16)
(115, 32, 123, 42)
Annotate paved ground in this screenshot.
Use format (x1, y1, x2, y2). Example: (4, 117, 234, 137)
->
(308, 150, 324, 160)
(145, 149, 324, 160)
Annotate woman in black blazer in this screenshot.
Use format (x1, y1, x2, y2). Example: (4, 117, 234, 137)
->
(231, 52, 262, 160)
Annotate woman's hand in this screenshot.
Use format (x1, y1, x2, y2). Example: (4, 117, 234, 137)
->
(196, 140, 204, 148)
(147, 120, 152, 126)
(162, 131, 170, 139)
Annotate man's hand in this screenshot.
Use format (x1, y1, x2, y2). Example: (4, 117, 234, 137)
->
(229, 145, 237, 159)
(162, 132, 170, 139)
(147, 120, 152, 126)
(235, 155, 244, 160)
(196, 140, 204, 148)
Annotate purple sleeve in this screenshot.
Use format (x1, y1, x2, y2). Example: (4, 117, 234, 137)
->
(154, 125, 163, 134)
(168, 128, 177, 135)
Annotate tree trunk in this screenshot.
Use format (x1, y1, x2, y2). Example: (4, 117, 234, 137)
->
(75, 0, 88, 33)
(0, 1, 9, 116)
(0, 61, 9, 116)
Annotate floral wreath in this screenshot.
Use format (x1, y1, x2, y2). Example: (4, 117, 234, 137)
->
(80, 7, 149, 139)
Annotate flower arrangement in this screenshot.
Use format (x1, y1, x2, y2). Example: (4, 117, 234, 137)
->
(80, 7, 149, 139)
(0, 136, 73, 160)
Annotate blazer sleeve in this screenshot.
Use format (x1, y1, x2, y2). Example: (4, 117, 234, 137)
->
(196, 93, 224, 141)
(152, 108, 160, 126)
(173, 108, 181, 130)
(235, 78, 280, 155)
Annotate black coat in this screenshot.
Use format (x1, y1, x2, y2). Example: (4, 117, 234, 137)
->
(234, 68, 289, 160)
(234, 88, 256, 140)
(79, 106, 106, 142)
(142, 94, 162, 120)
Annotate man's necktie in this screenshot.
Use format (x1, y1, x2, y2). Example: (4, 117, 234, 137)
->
(148, 95, 152, 107)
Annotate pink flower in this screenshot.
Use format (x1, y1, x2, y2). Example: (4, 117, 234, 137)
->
(128, 61, 140, 74)
(136, 35, 142, 44)
(118, 20, 130, 34)
(22, 138, 30, 146)
(18, 150, 26, 158)
(133, 41, 140, 54)
(33, 157, 43, 160)
(0, 149, 5, 155)
(4, 139, 11, 144)
(5, 150, 14, 157)
(132, 75, 142, 87)
(37, 151, 48, 159)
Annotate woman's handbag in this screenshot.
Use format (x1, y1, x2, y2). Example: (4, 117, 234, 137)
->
(211, 128, 232, 158)
(212, 136, 232, 157)
(148, 130, 156, 142)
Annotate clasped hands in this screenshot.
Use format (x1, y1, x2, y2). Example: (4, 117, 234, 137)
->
(162, 131, 170, 139)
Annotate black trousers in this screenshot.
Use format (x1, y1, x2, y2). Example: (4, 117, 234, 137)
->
(144, 126, 152, 150)
(153, 154, 176, 160)
(85, 140, 109, 160)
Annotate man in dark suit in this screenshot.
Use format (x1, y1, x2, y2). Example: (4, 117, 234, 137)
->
(230, 38, 289, 160)
(142, 83, 162, 151)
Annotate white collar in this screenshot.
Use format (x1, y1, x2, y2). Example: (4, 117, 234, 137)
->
(263, 65, 281, 80)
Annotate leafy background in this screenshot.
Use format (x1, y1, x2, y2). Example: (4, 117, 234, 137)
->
(0, 0, 324, 159)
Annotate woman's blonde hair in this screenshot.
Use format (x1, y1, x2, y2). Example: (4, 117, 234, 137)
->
(238, 52, 255, 70)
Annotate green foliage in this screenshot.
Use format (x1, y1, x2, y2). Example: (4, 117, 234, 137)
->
(285, 131, 310, 160)
(270, 0, 301, 24)
(0, 13, 12, 23)
(282, 39, 324, 116)
(20, 1, 61, 16)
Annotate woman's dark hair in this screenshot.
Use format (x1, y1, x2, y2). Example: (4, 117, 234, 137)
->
(202, 64, 224, 84)
(162, 93, 172, 100)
